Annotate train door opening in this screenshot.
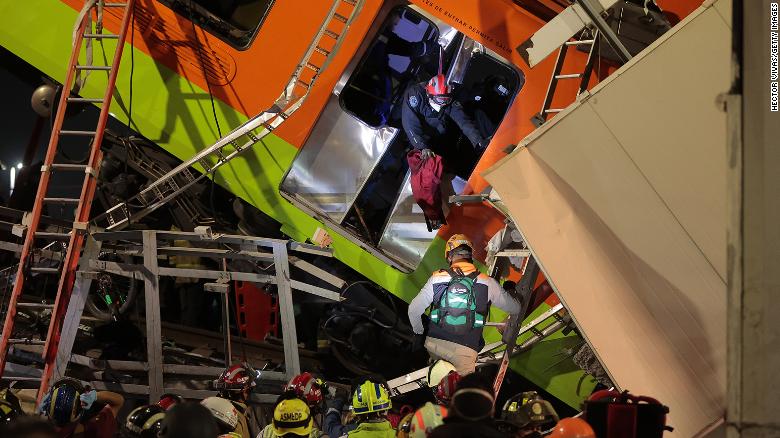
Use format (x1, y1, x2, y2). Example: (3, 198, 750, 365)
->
(280, 4, 524, 270)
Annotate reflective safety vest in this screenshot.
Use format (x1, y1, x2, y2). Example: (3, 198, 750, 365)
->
(344, 420, 395, 438)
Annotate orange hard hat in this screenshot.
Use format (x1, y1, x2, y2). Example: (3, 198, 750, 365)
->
(548, 418, 596, 438)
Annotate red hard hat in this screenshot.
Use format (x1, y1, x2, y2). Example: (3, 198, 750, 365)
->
(425, 74, 451, 105)
(214, 364, 256, 392)
(548, 418, 596, 438)
(157, 393, 183, 411)
(285, 372, 324, 406)
(435, 371, 462, 405)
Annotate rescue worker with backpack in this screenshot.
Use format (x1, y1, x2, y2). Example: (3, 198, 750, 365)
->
(408, 234, 521, 375)
(323, 379, 395, 438)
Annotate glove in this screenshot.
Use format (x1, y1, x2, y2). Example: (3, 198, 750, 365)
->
(80, 389, 97, 410)
(420, 148, 435, 159)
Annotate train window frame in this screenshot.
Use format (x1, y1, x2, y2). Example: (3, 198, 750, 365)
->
(156, 0, 276, 50)
(339, 6, 441, 129)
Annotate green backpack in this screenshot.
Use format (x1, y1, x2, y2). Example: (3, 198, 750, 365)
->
(430, 268, 486, 335)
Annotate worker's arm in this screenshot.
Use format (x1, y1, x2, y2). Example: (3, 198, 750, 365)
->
(402, 91, 431, 150)
(322, 399, 355, 438)
(486, 277, 520, 315)
(408, 276, 435, 335)
(96, 391, 124, 418)
(448, 101, 486, 148)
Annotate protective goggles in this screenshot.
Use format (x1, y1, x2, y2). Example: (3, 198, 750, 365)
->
(428, 94, 452, 106)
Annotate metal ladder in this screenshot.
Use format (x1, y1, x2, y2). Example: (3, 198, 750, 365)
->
(94, 0, 365, 231)
(0, 0, 136, 403)
(490, 255, 539, 395)
(386, 301, 569, 397)
(531, 29, 601, 127)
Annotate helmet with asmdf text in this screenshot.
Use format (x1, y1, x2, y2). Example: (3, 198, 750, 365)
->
(273, 396, 312, 436)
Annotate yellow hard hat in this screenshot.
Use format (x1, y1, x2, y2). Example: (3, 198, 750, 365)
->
(444, 234, 473, 260)
(352, 380, 391, 414)
(273, 397, 312, 436)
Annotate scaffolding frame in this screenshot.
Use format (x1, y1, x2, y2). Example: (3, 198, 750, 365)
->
(1, 226, 342, 404)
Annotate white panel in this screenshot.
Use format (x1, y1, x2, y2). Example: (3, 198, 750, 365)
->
(483, 3, 729, 436)
(713, 0, 732, 29)
(587, 7, 731, 280)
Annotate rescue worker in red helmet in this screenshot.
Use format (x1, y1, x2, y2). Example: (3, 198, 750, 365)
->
(285, 372, 325, 409)
(214, 363, 259, 438)
(434, 370, 462, 406)
(402, 74, 489, 156)
(408, 234, 520, 375)
(401, 71, 489, 230)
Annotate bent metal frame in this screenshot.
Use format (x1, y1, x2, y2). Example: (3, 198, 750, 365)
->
(1, 225, 343, 404)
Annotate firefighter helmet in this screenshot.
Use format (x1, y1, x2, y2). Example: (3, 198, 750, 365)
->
(200, 397, 239, 433)
(0, 399, 19, 426)
(427, 360, 456, 388)
(435, 371, 462, 405)
(501, 391, 559, 429)
(157, 393, 182, 411)
(122, 404, 166, 438)
(396, 412, 414, 438)
(548, 418, 596, 438)
(43, 378, 84, 426)
(425, 74, 452, 106)
(352, 380, 391, 414)
(214, 363, 256, 392)
(409, 402, 447, 438)
(285, 372, 325, 406)
(273, 397, 312, 436)
(444, 234, 474, 260)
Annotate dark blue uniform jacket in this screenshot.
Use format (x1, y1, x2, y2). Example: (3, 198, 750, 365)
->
(401, 82, 484, 151)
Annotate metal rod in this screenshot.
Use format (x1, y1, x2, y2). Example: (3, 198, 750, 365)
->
(222, 260, 232, 365)
(142, 230, 164, 403)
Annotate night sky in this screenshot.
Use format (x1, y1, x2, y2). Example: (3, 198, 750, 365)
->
(0, 45, 137, 207)
(0, 46, 50, 199)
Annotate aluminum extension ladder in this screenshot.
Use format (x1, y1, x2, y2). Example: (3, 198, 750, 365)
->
(531, 29, 601, 127)
(0, 0, 136, 404)
(94, 0, 365, 231)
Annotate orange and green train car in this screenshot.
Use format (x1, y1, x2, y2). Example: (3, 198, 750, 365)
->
(0, 0, 704, 408)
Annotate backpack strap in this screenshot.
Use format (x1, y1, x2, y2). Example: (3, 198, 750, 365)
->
(449, 267, 465, 278)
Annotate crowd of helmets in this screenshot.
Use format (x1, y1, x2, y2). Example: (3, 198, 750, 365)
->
(0, 361, 600, 438)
